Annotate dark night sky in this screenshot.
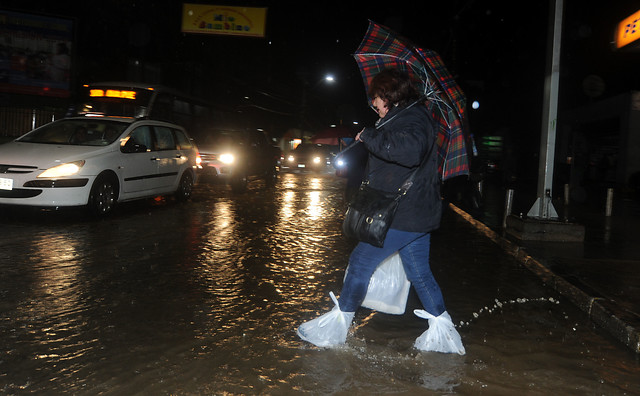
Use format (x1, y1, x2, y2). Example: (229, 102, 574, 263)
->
(4, 1, 640, 138)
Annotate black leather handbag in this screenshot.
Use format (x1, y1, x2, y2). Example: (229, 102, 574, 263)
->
(342, 137, 436, 247)
(342, 101, 437, 248)
(342, 180, 409, 248)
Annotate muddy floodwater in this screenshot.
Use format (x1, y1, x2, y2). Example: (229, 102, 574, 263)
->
(1, 172, 639, 395)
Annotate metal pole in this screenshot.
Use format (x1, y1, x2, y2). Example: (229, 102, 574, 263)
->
(562, 183, 571, 221)
(527, 0, 563, 220)
(605, 188, 614, 217)
(503, 188, 514, 228)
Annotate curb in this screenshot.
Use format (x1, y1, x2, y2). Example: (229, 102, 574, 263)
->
(448, 203, 640, 354)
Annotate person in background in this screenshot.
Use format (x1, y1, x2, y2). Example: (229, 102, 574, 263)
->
(341, 139, 368, 202)
(49, 42, 70, 82)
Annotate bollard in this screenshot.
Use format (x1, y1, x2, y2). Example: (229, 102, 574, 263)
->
(605, 188, 614, 217)
(503, 188, 514, 228)
(563, 184, 570, 222)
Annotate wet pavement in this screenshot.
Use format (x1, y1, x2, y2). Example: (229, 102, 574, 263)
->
(0, 172, 639, 394)
(457, 176, 640, 354)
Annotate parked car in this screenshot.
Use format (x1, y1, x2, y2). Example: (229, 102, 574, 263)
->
(195, 129, 279, 192)
(283, 143, 337, 172)
(0, 116, 201, 216)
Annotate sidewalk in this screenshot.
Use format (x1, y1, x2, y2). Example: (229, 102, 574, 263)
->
(449, 180, 640, 354)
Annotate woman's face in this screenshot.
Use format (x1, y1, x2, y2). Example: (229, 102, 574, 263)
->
(372, 96, 389, 118)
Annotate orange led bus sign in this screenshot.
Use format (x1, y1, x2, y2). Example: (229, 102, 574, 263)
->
(615, 9, 640, 49)
(89, 89, 137, 100)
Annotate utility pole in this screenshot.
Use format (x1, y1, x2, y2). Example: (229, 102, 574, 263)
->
(527, 0, 564, 219)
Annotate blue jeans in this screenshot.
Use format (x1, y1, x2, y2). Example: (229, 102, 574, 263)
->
(338, 229, 445, 315)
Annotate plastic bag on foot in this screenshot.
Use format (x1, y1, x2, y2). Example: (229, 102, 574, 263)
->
(414, 310, 465, 355)
(297, 292, 355, 348)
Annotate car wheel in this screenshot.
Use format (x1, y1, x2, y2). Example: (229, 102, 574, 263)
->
(176, 171, 194, 201)
(230, 171, 248, 193)
(264, 166, 277, 187)
(89, 173, 118, 216)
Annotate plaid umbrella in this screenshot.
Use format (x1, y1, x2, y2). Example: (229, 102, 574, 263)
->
(353, 20, 470, 180)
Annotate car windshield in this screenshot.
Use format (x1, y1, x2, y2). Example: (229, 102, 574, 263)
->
(295, 144, 336, 154)
(17, 119, 129, 146)
(198, 130, 245, 148)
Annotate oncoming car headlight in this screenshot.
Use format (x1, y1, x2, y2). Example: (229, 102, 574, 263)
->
(287, 155, 295, 162)
(219, 153, 235, 165)
(312, 156, 321, 164)
(38, 160, 86, 178)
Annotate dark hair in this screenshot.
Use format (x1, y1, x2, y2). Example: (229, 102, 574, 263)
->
(369, 69, 419, 109)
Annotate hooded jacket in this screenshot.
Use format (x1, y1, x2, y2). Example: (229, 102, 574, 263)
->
(358, 102, 442, 233)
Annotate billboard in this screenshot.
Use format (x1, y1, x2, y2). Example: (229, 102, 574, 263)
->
(181, 4, 267, 38)
(0, 9, 74, 98)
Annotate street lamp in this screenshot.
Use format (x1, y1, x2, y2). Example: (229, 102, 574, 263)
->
(300, 74, 337, 130)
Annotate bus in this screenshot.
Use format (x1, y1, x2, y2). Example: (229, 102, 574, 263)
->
(69, 82, 228, 136)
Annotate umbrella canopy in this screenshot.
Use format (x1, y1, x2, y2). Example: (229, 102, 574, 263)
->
(353, 20, 470, 180)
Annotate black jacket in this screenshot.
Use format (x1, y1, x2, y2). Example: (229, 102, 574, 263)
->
(359, 102, 442, 233)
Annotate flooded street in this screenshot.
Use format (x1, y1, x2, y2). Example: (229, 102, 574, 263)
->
(1, 172, 639, 395)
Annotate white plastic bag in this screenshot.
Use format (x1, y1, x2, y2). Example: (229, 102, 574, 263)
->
(414, 310, 466, 355)
(346, 252, 411, 315)
(297, 291, 355, 347)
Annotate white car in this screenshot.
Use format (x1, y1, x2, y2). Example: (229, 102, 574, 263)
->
(0, 117, 201, 216)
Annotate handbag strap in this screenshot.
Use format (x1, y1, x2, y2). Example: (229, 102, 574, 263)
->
(396, 136, 436, 195)
(363, 128, 437, 198)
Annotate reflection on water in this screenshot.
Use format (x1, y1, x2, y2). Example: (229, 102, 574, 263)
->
(0, 173, 639, 394)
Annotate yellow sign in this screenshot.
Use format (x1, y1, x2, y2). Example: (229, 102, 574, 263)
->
(90, 89, 137, 100)
(181, 4, 267, 38)
(615, 9, 640, 49)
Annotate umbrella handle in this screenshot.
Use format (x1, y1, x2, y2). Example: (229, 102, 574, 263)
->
(335, 98, 423, 160)
(335, 140, 362, 160)
(334, 98, 422, 160)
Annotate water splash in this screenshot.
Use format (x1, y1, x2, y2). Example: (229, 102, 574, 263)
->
(457, 297, 560, 328)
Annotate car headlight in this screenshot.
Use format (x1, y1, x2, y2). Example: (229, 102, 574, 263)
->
(219, 153, 235, 164)
(287, 155, 295, 162)
(312, 156, 321, 164)
(335, 159, 346, 168)
(38, 160, 85, 178)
